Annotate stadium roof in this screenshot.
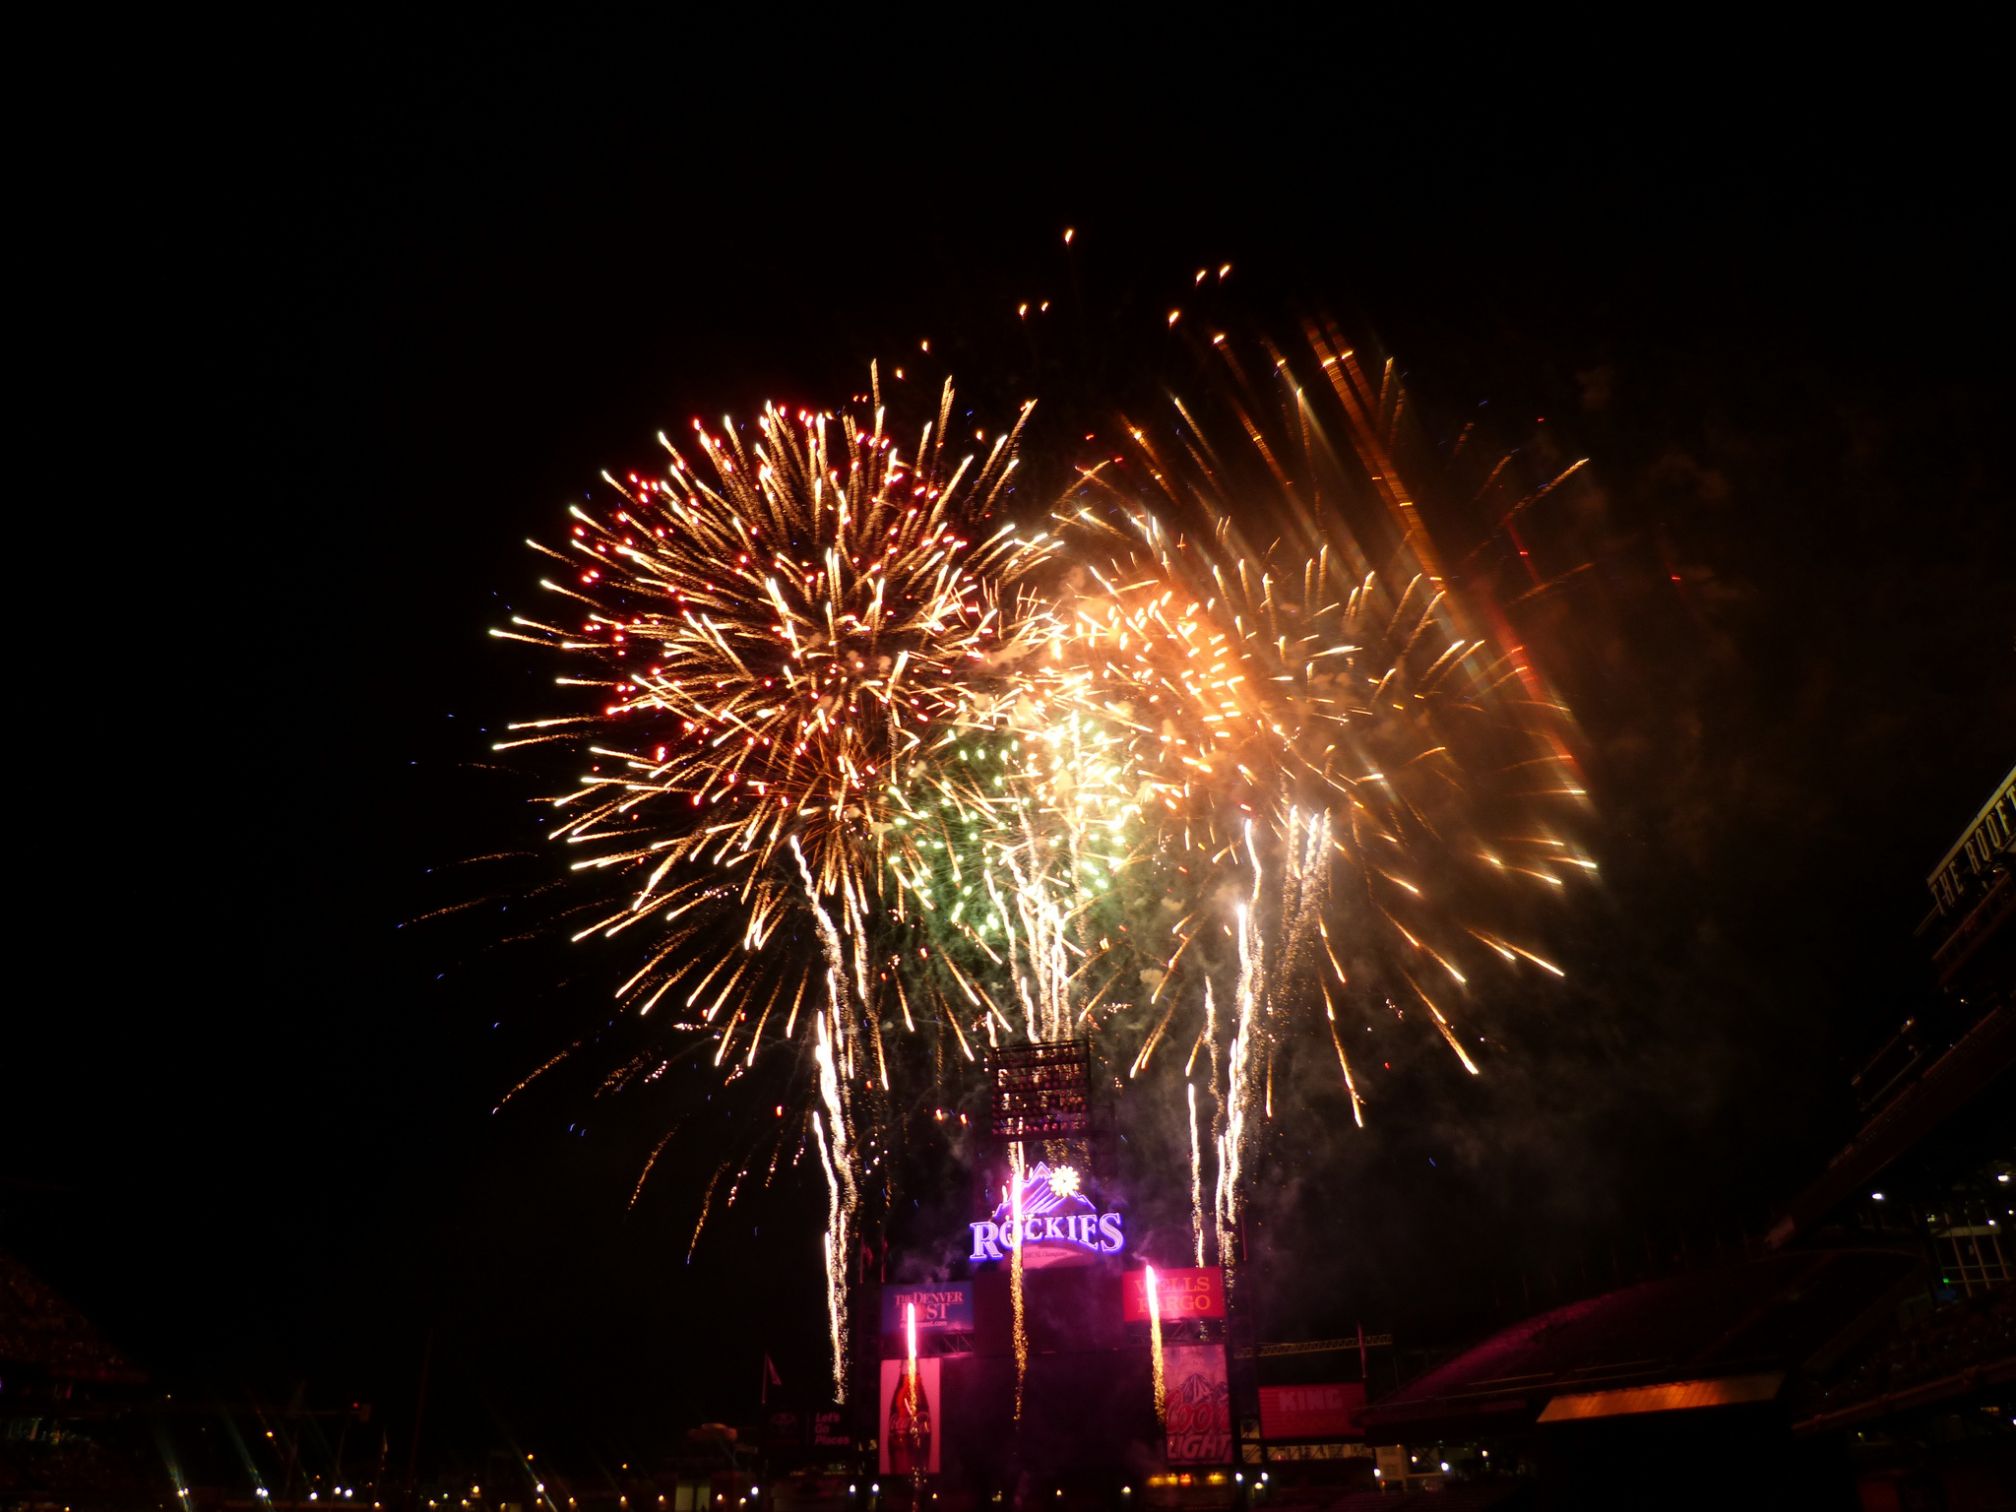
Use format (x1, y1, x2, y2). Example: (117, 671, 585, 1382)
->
(1362, 1248, 1917, 1438)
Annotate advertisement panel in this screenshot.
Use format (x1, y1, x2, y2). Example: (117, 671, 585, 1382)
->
(810, 1407, 852, 1452)
(1122, 1267, 1226, 1322)
(1163, 1344, 1233, 1465)
(881, 1282, 974, 1334)
(1259, 1382, 1365, 1440)
(877, 1358, 942, 1475)
(967, 1162, 1125, 1263)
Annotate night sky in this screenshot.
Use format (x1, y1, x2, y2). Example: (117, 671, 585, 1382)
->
(12, 22, 2012, 1472)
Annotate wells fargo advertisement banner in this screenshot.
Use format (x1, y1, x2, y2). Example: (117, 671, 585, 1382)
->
(1122, 1267, 1226, 1322)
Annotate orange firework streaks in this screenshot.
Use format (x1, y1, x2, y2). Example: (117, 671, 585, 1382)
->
(1027, 329, 1595, 1266)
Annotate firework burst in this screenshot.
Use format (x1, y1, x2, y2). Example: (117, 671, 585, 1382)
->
(486, 331, 1597, 1391)
(1009, 329, 1598, 1270)
(492, 373, 1059, 1395)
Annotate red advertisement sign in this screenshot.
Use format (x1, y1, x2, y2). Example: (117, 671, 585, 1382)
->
(1123, 1267, 1226, 1322)
(878, 1358, 942, 1476)
(1259, 1382, 1365, 1440)
(1163, 1344, 1232, 1465)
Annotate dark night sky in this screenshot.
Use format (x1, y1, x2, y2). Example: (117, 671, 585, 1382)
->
(11, 21, 2013, 1472)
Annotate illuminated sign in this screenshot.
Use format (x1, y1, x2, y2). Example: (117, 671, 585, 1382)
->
(1259, 1383, 1365, 1441)
(810, 1409, 852, 1451)
(986, 1040, 1092, 1141)
(1164, 1345, 1233, 1465)
(1123, 1267, 1225, 1321)
(967, 1162, 1126, 1259)
(881, 1283, 974, 1334)
(878, 1358, 941, 1475)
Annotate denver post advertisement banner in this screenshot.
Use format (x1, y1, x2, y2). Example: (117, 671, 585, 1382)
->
(1163, 1344, 1232, 1465)
(878, 1358, 942, 1475)
(881, 1282, 974, 1334)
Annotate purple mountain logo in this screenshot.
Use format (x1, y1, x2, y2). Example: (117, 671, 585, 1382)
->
(968, 1163, 1125, 1260)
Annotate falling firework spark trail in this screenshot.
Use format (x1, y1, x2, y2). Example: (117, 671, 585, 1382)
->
(904, 1299, 921, 1492)
(493, 1043, 579, 1113)
(687, 1163, 729, 1263)
(629, 1125, 678, 1210)
(1010, 1141, 1028, 1422)
(1187, 1080, 1205, 1267)
(1145, 1263, 1166, 1429)
(794, 832, 863, 1382)
(811, 1108, 848, 1402)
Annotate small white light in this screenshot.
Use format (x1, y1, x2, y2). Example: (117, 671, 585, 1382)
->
(1441, 1462, 1451, 1472)
(1872, 1192, 1886, 1202)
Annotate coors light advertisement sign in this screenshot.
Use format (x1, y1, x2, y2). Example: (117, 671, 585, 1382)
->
(1163, 1344, 1232, 1465)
